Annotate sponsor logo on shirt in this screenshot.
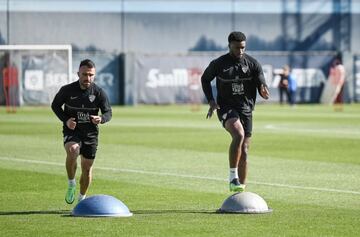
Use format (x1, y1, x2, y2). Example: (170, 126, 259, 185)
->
(77, 112, 90, 123)
(232, 83, 244, 95)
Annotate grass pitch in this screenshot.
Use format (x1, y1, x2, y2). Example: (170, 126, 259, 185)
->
(0, 104, 359, 236)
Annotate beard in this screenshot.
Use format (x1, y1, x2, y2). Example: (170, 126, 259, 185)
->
(79, 80, 92, 89)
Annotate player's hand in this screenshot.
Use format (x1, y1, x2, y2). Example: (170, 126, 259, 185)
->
(66, 118, 77, 130)
(90, 115, 102, 124)
(206, 100, 219, 119)
(260, 84, 270, 100)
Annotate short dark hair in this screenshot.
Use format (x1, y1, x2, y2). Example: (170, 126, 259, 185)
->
(228, 31, 246, 43)
(79, 59, 95, 69)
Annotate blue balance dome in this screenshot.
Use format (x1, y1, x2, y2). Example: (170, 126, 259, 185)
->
(72, 194, 133, 217)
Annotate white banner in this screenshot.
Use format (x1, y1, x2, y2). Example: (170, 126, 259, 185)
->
(24, 70, 44, 91)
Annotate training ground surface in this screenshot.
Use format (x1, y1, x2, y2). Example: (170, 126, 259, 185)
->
(0, 104, 359, 236)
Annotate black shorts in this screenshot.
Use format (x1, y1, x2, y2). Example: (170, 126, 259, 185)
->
(63, 132, 98, 159)
(216, 107, 253, 137)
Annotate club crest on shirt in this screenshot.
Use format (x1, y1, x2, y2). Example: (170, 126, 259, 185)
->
(222, 113, 228, 120)
(89, 95, 96, 102)
(241, 64, 249, 73)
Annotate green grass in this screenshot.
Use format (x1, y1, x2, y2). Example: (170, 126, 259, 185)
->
(0, 104, 360, 236)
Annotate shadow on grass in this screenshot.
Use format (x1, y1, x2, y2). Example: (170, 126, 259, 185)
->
(132, 209, 218, 215)
(0, 210, 71, 216)
(0, 209, 250, 217)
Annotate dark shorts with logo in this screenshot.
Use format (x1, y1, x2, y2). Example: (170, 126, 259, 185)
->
(216, 107, 253, 137)
(63, 131, 98, 159)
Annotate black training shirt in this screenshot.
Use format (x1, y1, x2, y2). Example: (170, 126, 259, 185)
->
(51, 81, 112, 134)
(201, 53, 267, 112)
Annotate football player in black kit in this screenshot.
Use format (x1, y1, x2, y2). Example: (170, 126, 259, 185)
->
(201, 32, 269, 192)
(51, 59, 112, 204)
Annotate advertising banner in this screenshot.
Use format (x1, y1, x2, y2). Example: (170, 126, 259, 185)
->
(129, 52, 336, 104)
(21, 51, 69, 105)
(133, 54, 210, 104)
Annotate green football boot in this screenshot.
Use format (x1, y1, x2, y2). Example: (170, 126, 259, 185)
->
(65, 185, 76, 204)
(229, 179, 246, 192)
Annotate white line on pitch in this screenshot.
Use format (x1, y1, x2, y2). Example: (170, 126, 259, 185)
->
(1, 156, 360, 195)
(264, 124, 360, 136)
